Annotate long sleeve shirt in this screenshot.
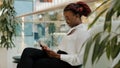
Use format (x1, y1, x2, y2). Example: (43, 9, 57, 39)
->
(57, 24, 90, 66)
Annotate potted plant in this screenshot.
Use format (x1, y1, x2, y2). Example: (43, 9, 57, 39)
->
(0, 0, 19, 49)
(83, 0, 120, 68)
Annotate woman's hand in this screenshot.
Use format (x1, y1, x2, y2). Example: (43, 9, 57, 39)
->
(42, 45, 60, 59)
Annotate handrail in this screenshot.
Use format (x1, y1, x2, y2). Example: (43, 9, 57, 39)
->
(16, 0, 97, 18)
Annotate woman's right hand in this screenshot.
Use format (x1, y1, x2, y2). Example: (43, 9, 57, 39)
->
(41, 45, 60, 59)
(41, 45, 50, 51)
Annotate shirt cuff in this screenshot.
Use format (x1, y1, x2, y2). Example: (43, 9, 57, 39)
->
(60, 54, 69, 61)
(60, 54, 82, 66)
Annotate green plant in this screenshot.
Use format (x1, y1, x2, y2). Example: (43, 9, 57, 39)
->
(49, 12, 58, 21)
(48, 23, 56, 47)
(83, 0, 120, 68)
(0, 0, 19, 49)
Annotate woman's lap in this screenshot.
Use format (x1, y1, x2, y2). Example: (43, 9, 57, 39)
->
(18, 47, 80, 68)
(34, 58, 71, 68)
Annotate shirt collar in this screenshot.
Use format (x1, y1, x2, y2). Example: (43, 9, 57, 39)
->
(71, 23, 86, 30)
(67, 24, 86, 34)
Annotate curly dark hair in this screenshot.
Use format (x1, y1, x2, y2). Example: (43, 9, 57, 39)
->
(64, 1, 91, 17)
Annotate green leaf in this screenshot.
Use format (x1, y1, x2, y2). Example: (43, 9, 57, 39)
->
(110, 35, 119, 59)
(83, 37, 93, 66)
(88, 8, 107, 29)
(97, 34, 110, 60)
(104, 9, 114, 32)
(0, 0, 19, 49)
(92, 32, 101, 64)
(84, 0, 120, 67)
(116, 5, 120, 17)
(104, 0, 120, 32)
(114, 60, 120, 68)
(113, 0, 120, 12)
(106, 42, 110, 57)
(115, 24, 120, 31)
(106, 35, 119, 60)
(89, 0, 110, 15)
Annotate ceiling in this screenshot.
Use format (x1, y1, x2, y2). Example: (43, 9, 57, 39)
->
(15, 0, 33, 1)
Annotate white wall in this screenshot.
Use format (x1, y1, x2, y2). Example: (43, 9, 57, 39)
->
(0, 36, 34, 68)
(0, 48, 7, 68)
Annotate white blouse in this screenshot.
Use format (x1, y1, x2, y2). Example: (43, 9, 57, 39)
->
(57, 24, 90, 66)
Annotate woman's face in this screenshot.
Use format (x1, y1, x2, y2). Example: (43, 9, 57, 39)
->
(64, 11, 80, 28)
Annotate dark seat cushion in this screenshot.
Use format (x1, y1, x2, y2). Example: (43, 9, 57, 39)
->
(13, 56, 21, 63)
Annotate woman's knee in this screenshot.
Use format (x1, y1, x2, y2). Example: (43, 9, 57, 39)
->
(22, 47, 44, 57)
(23, 47, 40, 53)
(21, 48, 36, 57)
(23, 47, 34, 52)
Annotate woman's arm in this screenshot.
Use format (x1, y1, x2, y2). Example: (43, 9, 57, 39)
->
(42, 45, 60, 59)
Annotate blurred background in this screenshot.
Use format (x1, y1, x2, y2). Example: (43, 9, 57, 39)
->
(0, 0, 119, 68)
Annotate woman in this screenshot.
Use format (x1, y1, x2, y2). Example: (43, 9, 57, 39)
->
(17, 1, 91, 68)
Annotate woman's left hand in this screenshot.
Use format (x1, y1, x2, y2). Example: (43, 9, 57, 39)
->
(42, 46, 60, 59)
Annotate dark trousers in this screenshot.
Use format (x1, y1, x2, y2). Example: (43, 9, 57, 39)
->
(17, 48, 81, 68)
